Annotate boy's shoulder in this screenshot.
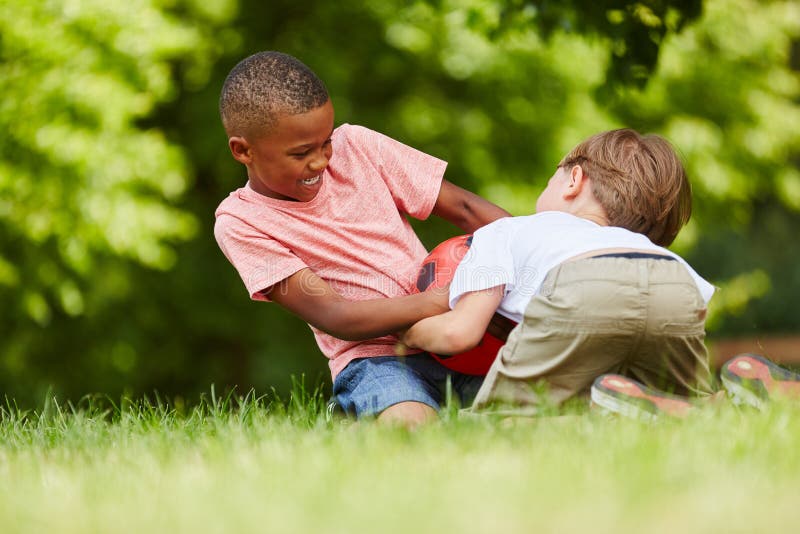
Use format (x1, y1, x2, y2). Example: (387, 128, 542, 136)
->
(333, 123, 381, 145)
(481, 212, 563, 232)
(215, 188, 247, 217)
(528, 211, 598, 228)
(475, 212, 600, 243)
(214, 187, 272, 231)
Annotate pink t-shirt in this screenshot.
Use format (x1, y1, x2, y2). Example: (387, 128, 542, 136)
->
(214, 124, 446, 379)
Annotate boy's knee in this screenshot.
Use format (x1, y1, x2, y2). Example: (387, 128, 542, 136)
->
(377, 401, 438, 428)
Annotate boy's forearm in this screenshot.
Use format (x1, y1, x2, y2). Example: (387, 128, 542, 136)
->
(402, 289, 503, 354)
(322, 291, 448, 341)
(460, 193, 511, 232)
(270, 268, 449, 342)
(402, 313, 465, 354)
(432, 180, 511, 233)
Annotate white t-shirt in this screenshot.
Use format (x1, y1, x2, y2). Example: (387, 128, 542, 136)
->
(449, 211, 715, 322)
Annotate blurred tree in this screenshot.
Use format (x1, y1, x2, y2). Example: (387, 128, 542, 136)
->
(169, 0, 800, 402)
(602, 0, 800, 329)
(1, 0, 798, 406)
(349, 0, 800, 333)
(0, 0, 240, 402)
(485, 0, 703, 87)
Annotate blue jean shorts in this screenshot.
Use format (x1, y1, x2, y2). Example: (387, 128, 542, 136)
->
(332, 353, 485, 418)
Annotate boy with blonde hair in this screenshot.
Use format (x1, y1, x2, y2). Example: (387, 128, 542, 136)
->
(402, 129, 716, 415)
(214, 51, 509, 426)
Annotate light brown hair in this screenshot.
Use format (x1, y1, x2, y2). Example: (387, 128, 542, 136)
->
(559, 128, 691, 246)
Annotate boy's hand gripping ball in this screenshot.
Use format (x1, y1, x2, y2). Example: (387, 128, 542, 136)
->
(413, 235, 516, 376)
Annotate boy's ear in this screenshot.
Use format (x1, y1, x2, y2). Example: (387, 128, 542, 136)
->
(228, 136, 252, 165)
(563, 164, 587, 199)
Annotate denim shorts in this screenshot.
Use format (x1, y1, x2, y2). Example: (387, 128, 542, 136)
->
(332, 353, 485, 418)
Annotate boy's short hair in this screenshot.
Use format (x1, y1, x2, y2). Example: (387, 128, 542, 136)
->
(559, 129, 691, 247)
(219, 51, 329, 139)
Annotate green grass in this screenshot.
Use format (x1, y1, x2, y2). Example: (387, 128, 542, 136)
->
(1, 385, 798, 534)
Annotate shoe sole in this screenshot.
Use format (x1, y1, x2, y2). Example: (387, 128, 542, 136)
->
(590, 386, 658, 422)
(720, 373, 767, 409)
(720, 353, 800, 409)
(720, 375, 767, 410)
(591, 375, 693, 421)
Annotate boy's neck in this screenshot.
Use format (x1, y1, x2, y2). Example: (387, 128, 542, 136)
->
(575, 210, 609, 226)
(566, 193, 609, 226)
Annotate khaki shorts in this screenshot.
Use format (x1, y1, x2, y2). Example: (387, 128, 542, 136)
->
(471, 256, 713, 415)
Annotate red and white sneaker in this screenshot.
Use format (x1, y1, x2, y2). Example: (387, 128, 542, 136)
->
(591, 374, 695, 421)
(720, 353, 800, 409)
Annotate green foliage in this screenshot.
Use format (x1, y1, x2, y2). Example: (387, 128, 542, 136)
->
(0, 0, 235, 326)
(381, 0, 800, 333)
(0, 0, 242, 403)
(518, 0, 703, 87)
(2, 0, 217, 286)
(603, 0, 800, 324)
(0, 0, 798, 405)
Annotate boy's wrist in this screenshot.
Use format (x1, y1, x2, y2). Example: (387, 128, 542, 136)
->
(418, 286, 450, 315)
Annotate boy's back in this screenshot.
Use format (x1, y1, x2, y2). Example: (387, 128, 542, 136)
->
(448, 211, 715, 324)
(401, 128, 715, 413)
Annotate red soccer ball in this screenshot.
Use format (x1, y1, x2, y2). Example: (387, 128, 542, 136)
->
(413, 235, 515, 376)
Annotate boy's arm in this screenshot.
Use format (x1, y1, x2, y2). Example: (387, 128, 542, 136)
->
(268, 268, 449, 341)
(400, 287, 504, 354)
(432, 180, 511, 233)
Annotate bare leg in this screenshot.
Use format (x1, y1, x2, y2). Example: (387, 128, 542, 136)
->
(377, 401, 437, 428)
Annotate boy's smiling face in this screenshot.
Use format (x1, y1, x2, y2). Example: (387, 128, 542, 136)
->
(229, 99, 335, 202)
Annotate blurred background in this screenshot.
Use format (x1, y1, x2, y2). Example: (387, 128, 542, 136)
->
(1, 0, 798, 407)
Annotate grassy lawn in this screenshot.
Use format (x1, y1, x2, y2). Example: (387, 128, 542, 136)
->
(0, 388, 798, 534)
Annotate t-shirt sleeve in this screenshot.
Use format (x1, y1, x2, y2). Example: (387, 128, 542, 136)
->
(345, 125, 446, 220)
(214, 213, 307, 302)
(448, 218, 515, 309)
